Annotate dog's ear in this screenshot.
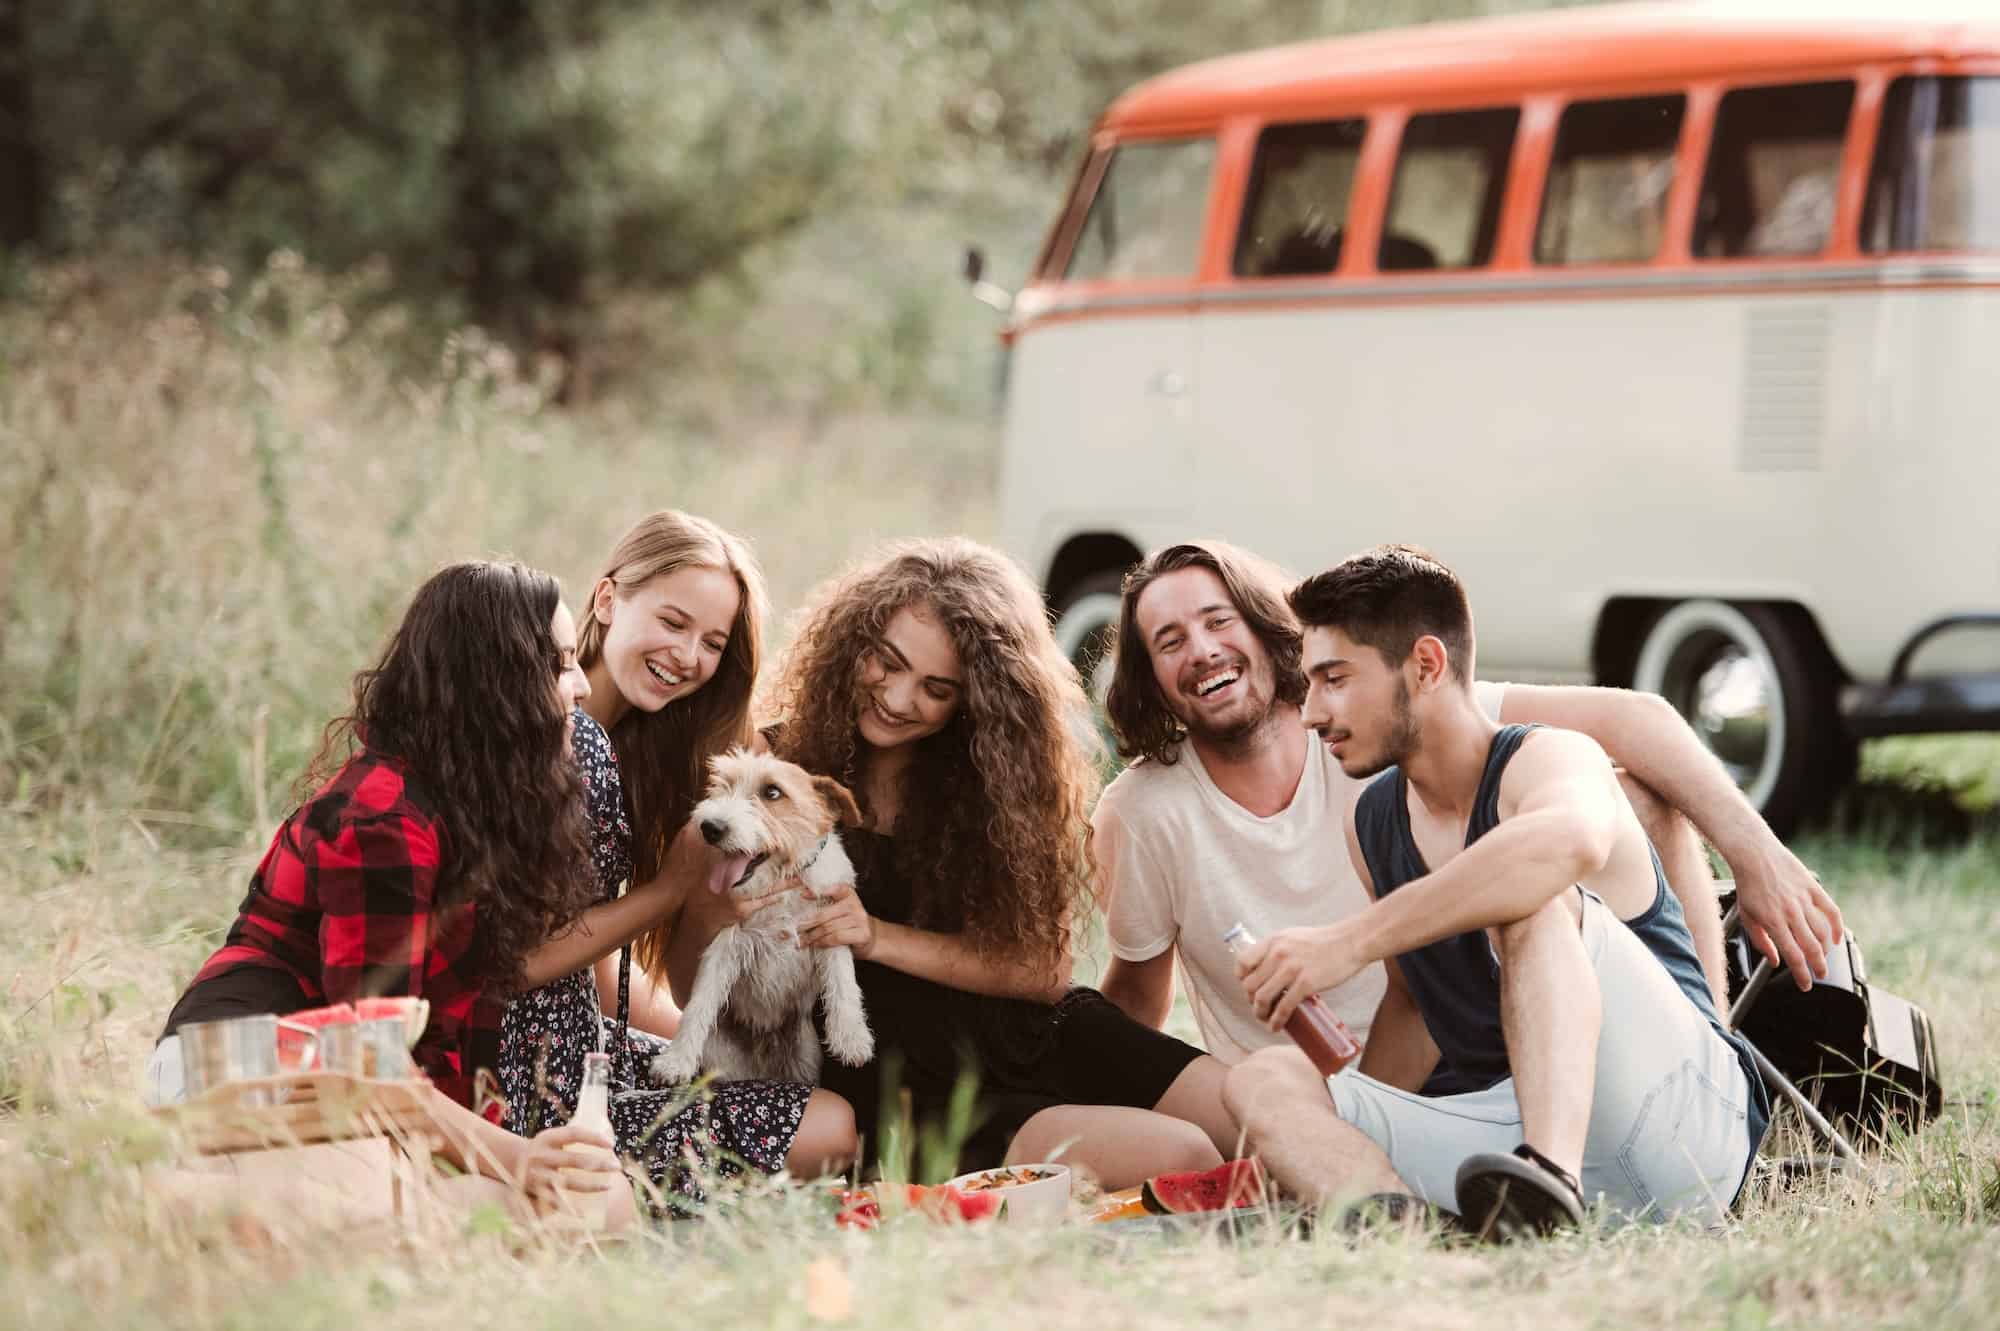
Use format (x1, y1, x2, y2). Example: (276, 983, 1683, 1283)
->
(812, 775, 864, 828)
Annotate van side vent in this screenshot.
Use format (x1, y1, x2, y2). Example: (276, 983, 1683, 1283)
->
(1738, 304, 1829, 471)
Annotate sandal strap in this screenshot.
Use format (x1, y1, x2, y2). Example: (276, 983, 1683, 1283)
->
(1512, 1143, 1583, 1206)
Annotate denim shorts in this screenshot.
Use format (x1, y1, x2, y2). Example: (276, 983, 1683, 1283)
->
(144, 1035, 186, 1107)
(1327, 890, 1754, 1225)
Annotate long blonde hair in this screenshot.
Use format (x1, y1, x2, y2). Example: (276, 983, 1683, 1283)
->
(579, 510, 766, 974)
(763, 538, 1101, 980)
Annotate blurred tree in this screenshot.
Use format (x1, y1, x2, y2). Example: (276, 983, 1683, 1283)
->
(14, 0, 1574, 371)
(26, 0, 869, 369)
(0, 0, 41, 250)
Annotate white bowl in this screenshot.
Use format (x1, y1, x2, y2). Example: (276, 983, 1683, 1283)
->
(948, 1162, 1072, 1225)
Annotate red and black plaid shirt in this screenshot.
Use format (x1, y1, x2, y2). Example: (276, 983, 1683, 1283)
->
(191, 751, 500, 1106)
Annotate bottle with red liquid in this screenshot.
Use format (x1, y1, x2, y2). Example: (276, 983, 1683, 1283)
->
(1223, 921, 1363, 1077)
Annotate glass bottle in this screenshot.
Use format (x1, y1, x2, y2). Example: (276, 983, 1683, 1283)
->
(1222, 921, 1363, 1077)
(558, 1050, 617, 1227)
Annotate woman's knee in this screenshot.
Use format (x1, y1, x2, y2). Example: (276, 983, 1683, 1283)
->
(1222, 1045, 1316, 1125)
(1160, 1118, 1225, 1172)
(1006, 1106, 1090, 1165)
(786, 1088, 858, 1178)
(1007, 1107, 1220, 1178)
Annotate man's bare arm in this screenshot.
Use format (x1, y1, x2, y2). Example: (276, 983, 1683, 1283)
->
(1101, 951, 1176, 1031)
(1500, 683, 1842, 988)
(1354, 730, 1626, 957)
(1245, 731, 1633, 1030)
(1355, 958, 1441, 1093)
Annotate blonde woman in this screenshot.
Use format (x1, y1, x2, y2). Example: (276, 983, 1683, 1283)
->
(497, 511, 857, 1208)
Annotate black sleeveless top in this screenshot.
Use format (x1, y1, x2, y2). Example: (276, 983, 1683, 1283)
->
(1352, 727, 1528, 1090)
(1353, 724, 1770, 1148)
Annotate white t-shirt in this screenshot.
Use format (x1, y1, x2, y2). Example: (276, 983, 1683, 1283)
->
(1094, 681, 1507, 1065)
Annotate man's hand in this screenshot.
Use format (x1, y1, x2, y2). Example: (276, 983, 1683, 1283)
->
(1728, 843, 1844, 991)
(797, 880, 876, 958)
(1236, 924, 1367, 1031)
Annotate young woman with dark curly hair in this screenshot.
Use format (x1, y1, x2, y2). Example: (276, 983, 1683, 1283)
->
(669, 538, 1238, 1187)
(149, 560, 633, 1223)
(496, 510, 858, 1205)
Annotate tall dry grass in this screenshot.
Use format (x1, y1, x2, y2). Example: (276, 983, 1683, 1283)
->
(0, 255, 996, 833)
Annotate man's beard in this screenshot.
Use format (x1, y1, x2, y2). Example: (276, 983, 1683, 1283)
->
(1344, 678, 1421, 779)
(1182, 674, 1276, 755)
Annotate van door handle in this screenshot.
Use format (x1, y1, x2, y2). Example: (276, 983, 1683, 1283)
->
(1148, 370, 1187, 397)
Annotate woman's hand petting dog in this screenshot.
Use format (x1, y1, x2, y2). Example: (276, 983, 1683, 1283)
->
(798, 880, 876, 959)
(512, 1122, 622, 1211)
(678, 866, 806, 934)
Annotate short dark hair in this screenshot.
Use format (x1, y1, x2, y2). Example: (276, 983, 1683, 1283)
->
(1106, 541, 1306, 765)
(1288, 544, 1474, 684)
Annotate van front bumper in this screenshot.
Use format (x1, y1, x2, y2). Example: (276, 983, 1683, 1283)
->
(1841, 614, 2000, 739)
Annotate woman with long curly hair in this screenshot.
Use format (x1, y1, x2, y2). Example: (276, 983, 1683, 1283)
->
(671, 538, 1236, 1186)
(150, 561, 633, 1222)
(496, 510, 858, 1204)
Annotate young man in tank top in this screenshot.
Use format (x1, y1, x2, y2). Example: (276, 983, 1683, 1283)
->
(1223, 545, 1774, 1233)
(1093, 542, 1842, 1075)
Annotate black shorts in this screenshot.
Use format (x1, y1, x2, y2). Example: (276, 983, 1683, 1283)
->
(934, 988, 1206, 1174)
(159, 963, 309, 1043)
(1036, 986, 1206, 1108)
(823, 973, 1207, 1175)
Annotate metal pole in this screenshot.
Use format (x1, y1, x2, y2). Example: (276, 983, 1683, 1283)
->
(1724, 951, 1864, 1167)
(1744, 1042, 1861, 1165)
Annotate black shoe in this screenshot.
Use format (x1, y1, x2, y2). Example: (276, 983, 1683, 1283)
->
(1455, 1144, 1585, 1243)
(1334, 1191, 1456, 1239)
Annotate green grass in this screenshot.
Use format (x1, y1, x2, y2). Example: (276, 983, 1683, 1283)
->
(3, 801, 1996, 1331)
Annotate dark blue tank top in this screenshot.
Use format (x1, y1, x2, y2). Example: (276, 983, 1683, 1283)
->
(1354, 726, 1769, 1146)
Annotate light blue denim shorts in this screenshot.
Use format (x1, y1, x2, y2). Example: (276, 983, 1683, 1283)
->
(1327, 890, 1754, 1225)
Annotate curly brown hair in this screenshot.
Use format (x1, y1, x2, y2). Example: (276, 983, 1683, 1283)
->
(301, 560, 595, 992)
(576, 510, 767, 975)
(763, 538, 1100, 979)
(1104, 541, 1306, 766)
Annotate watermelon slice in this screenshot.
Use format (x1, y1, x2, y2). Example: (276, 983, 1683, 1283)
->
(902, 1183, 1003, 1224)
(831, 1183, 1003, 1229)
(1140, 1158, 1267, 1214)
(355, 996, 430, 1045)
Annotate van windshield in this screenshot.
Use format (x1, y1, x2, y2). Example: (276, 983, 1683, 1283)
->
(1865, 76, 2000, 254)
(1064, 139, 1216, 282)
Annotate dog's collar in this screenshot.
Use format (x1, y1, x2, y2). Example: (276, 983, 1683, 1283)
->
(795, 834, 832, 875)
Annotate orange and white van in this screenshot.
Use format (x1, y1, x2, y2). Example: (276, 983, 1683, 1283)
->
(979, 0, 2000, 834)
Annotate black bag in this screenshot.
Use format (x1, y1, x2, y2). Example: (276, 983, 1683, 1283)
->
(1723, 916, 1942, 1136)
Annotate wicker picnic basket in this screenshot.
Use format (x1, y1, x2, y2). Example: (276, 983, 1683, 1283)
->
(155, 1072, 445, 1156)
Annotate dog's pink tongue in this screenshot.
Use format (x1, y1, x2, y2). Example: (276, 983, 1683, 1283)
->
(707, 852, 752, 895)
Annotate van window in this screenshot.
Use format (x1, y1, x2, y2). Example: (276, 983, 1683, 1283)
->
(1064, 139, 1217, 282)
(1380, 108, 1519, 271)
(1232, 119, 1367, 277)
(1864, 76, 2000, 254)
(1695, 82, 1854, 259)
(1536, 94, 1686, 265)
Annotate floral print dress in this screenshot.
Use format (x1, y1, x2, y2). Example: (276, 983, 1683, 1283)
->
(497, 711, 812, 1211)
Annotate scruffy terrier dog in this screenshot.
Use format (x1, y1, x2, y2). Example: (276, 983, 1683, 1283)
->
(650, 749, 874, 1085)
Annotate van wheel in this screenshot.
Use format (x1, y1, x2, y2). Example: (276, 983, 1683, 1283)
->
(1629, 600, 1841, 839)
(1051, 570, 1125, 719)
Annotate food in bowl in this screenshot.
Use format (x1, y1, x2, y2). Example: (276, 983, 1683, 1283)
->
(947, 1162, 1072, 1225)
(957, 1166, 1062, 1192)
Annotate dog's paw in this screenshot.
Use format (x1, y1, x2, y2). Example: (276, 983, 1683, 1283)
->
(826, 1023, 874, 1068)
(650, 1046, 700, 1085)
